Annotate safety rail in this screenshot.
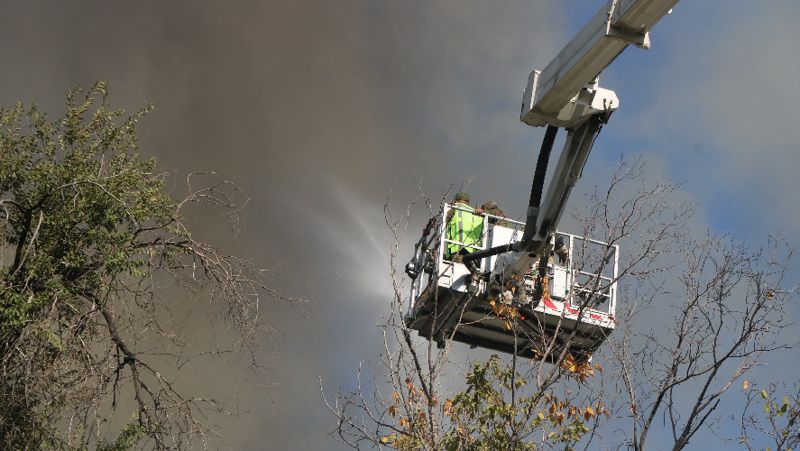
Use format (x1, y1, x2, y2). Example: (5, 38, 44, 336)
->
(407, 204, 618, 319)
(555, 233, 618, 316)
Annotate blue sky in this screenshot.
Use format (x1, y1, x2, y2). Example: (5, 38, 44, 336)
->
(1, 1, 798, 448)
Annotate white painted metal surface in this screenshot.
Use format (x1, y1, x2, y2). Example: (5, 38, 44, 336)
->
(406, 205, 619, 356)
(521, 0, 678, 128)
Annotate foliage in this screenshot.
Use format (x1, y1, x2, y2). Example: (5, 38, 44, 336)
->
(97, 421, 144, 451)
(0, 85, 167, 333)
(738, 382, 800, 451)
(377, 356, 607, 451)
(441, 356, 606, 451)
(0, 83, 285, 449)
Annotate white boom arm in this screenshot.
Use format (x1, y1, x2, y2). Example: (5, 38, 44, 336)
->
(521, 0, 678, 128)
(507, 0, 679, 275)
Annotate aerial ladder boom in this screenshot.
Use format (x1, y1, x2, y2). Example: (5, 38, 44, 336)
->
(405, 0, 680, 360)
(465, 0, 679, 277)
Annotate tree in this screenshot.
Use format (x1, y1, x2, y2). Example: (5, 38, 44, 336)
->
(611, 234, 794, 450)
(324, 158, 797, 450)
(0, 83, 289, 448)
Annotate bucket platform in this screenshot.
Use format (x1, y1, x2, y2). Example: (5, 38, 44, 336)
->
(405, 203, 618, 361)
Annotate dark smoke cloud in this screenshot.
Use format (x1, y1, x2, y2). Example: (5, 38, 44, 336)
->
(0, 1, 571, 448)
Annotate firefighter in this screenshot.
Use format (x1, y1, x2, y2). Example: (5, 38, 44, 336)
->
(445, 192, 484, 262)
(554, 236, 570, 265)
(480, 201, 511, 227)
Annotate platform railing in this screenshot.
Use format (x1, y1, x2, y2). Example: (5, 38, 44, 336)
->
(563, 234, 619, 316)
(408, 204, 619, 319)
